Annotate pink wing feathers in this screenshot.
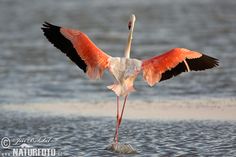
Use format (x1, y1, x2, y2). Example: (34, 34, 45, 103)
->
(142, 48, 219, 86)
(41, 22, 110, 79)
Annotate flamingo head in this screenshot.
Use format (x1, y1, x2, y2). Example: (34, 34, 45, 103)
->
(128, 14, 136, 31)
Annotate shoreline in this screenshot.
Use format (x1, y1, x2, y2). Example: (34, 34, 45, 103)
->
(1, 97, 236, 121)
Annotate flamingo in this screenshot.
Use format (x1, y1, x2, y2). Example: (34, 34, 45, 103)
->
(41, 14, 219, 144)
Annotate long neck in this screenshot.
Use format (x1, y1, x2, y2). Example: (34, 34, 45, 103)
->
(124, 30, 133, 58)
(124, 14, 136, 58)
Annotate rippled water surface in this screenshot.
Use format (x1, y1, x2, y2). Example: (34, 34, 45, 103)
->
(0, 0, 236, 104)
(0, 112, 235, 156)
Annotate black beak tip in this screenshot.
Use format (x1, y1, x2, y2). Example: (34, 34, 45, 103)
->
(128, 21, 131, 30)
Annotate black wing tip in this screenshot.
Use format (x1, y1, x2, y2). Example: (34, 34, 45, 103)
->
(41, 22, 61, 41)
(201, 54, 220, 68)
(41, 21, 60, 31)
(185, 53, 220, 72)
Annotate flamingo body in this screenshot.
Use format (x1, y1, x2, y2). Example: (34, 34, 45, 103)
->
(41, 14, 219, 145)
(107, 57, 142, 96)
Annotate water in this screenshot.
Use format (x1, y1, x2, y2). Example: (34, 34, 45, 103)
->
(0, 112, 235, 157)
(0, 0, 235, 104)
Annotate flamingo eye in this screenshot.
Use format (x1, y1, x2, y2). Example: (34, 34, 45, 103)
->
(128, 21, 131, 30)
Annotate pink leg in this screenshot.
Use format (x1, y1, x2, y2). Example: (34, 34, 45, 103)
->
(113, 95, 128, 144)
(114, 96, 120, 143)
(118, 95, 128, 126)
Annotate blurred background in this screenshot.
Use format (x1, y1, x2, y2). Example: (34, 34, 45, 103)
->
(0, 0, 235, 104)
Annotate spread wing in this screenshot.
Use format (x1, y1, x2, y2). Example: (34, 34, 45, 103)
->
(142, 48, 219, 86)
(41, 22, 111, 79)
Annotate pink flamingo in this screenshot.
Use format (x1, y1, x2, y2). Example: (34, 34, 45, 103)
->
(42, 14, 219, 144)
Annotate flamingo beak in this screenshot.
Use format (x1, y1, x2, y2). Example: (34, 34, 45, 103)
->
(128, 14, 136, 31)
(128, 21, 131, 30)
